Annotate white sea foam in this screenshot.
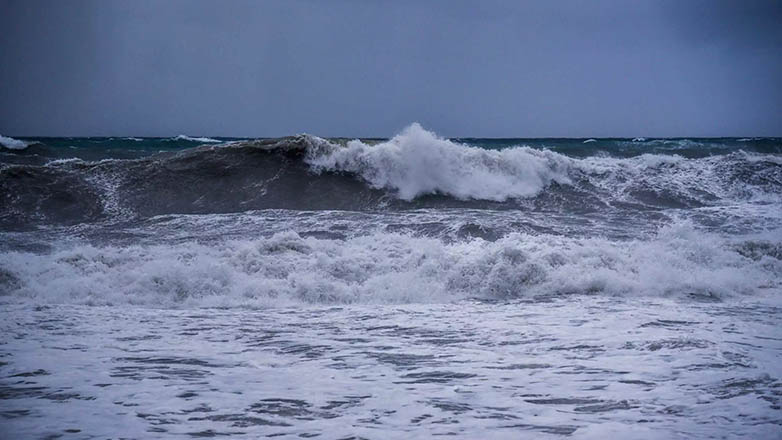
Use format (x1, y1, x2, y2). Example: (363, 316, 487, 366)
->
(43, 158, 84, 166)
(1, 221, 778, 308)
(2, 293, 779, 439)
(742, 150, 782, 165)
(0, 134, 30, 150)
(305, 123, 572, 201)
(171, 134, 222, 143)
(298, 125, 780, 204)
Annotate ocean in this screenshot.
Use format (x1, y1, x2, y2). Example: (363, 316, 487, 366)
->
(1, 124, 781, 438)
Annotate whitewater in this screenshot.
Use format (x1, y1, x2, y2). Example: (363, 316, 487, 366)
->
(1, 125, 781, 438)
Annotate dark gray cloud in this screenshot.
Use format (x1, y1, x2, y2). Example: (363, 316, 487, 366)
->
(1, 0, 780, 137)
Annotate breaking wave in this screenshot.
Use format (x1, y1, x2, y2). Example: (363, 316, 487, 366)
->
(0, 125, 780, 307)
(0, 134, 30, 150)
(0, 124, 780, 229)
(306, 123, 573, 201)
(0, 221, 779, 307)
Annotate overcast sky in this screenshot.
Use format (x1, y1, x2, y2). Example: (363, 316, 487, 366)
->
(1, 0, 780, 137)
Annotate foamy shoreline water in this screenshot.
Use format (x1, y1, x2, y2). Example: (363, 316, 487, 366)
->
(2, 297, 780, 439)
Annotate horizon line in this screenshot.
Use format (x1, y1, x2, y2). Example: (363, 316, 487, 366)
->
(5, 134, 781, 140)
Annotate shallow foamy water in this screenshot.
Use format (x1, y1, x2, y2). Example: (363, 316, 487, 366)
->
(2, 297, 781, 439)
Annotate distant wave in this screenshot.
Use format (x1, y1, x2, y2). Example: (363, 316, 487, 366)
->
(123, 137, 143, 141)
(0, 134, 30, 150)
(171, 134, 222, 143)
(583, 139, 597, 143)
(632, 137, 647, 142)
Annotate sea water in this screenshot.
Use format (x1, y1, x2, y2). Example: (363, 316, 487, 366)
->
(1, 125, 781, 438)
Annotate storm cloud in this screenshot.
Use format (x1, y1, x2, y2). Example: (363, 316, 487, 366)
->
(1, 0, 780, 137)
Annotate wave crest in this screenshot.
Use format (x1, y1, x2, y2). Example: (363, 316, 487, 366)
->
(306, 123, 572, 201)
(171, 135, 222, 143)
(0, 125, 780, 229)
(0, 134, 30, 150)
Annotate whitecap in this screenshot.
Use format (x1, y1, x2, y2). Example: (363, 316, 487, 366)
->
(170, 134, 222, 143)
(1, 221, 778, 307)
(0, 134, 30, 150)
(44, 158, 84, 166)
(305, 123, 573, 201)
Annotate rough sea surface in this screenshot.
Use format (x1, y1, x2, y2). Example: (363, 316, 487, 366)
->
(1, 125, 781, 438)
